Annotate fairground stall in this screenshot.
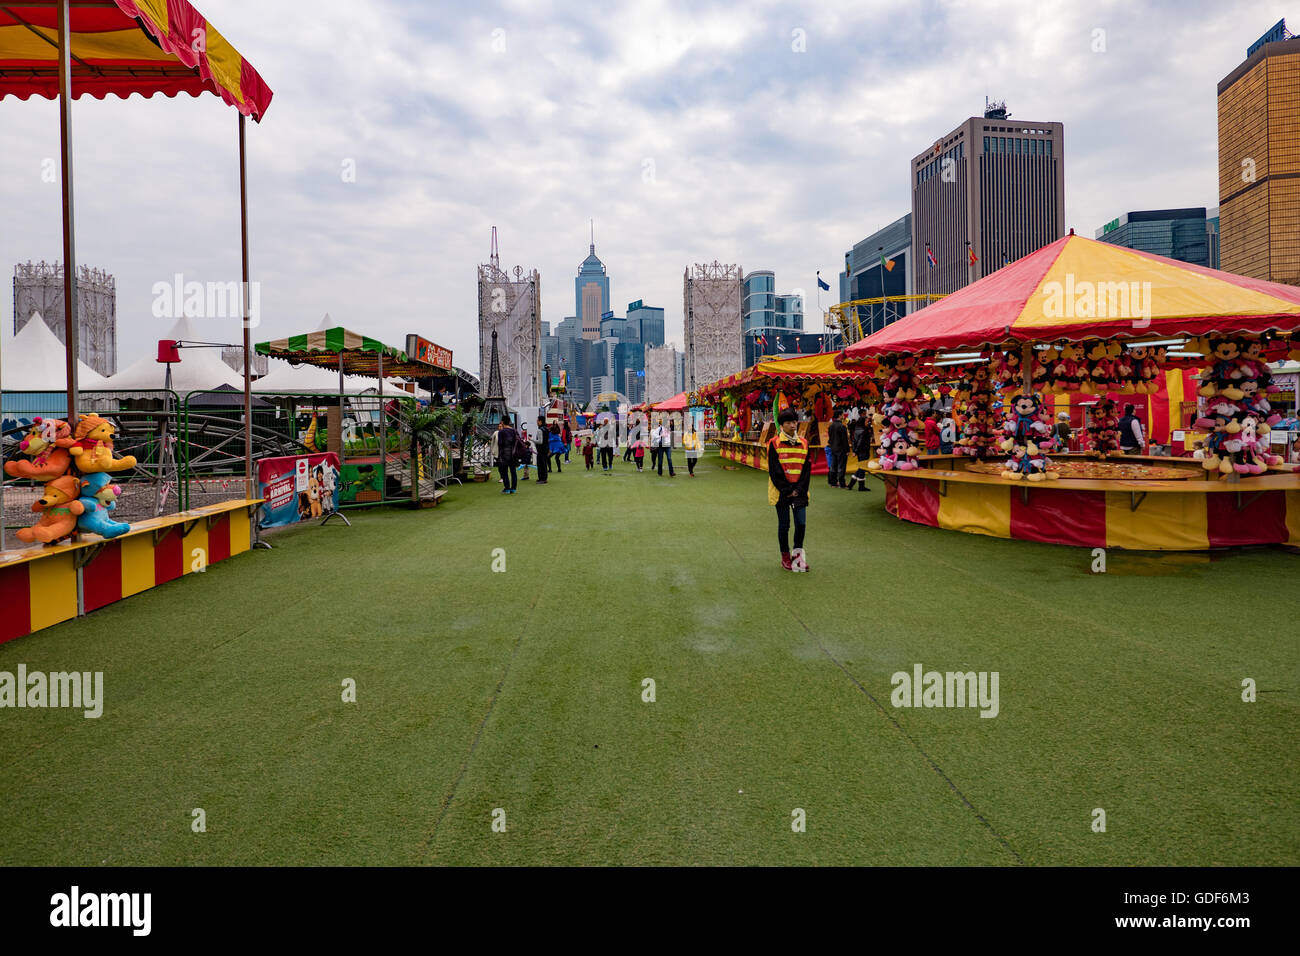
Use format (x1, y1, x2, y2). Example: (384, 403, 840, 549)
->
(837, 232, 1300, 550)
(256, 326, 458, 507)
(0, 0, 272, 643)
(696, 353, 880, 474)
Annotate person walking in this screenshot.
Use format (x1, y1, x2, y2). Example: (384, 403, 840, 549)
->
(1117, 404, 1145, 456)
(492, 420, 518, 494)
(534, 417, 550, 484)
(633, 435, 646, 471)
(548, 422, 565, 473)
(582, 430, 595, 470)
(769, 409, 812, 572)
(598, 419, 616, 472)
(827, 410, 849, 488)
(653, 420, 675, 476)
(682, 425, 703, 476)
(846, 412, 871, 491)
(562, 421, 573, 463)
(623, 417, 636, 462)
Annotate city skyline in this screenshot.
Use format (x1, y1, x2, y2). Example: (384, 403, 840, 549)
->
(0, 0, 1271, 380)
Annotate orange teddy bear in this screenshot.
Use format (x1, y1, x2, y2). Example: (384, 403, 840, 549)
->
(16, 474, 85, 545)
(3, 417, 74, 481)
(68, 414, 137, 473)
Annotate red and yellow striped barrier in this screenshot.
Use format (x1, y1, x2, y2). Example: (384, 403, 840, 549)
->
(0, 498, 259, 644)
(880, 472, 1300, 550)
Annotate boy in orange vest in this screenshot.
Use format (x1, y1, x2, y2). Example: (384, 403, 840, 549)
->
(768, 409, 812, 572)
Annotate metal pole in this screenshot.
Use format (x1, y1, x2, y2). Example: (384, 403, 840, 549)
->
(56, 0, 78, 428)
(377, 351, 385, 495)
(239, 113, 253, 499)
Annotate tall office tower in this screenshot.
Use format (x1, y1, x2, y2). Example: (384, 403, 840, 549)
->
(1218, 20, 1300, 285)
(683, 261, 743, 392)
(1095, 208, 1218, 266)
(910, 101, 1064, 296)
(13, 260, 117, 376)
(575, 230, 611, 341)
(644, 344, 679, 404)
(626, 300, 664, 347)
(477, 229, 542, 408)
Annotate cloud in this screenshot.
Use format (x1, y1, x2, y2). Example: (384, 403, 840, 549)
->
(0, 0, 1281, 380)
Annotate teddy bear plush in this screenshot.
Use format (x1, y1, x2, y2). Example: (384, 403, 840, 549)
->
(68, 414, 137, 474)
(76, 472, 131, 539)
(4, 417, 75, 481)
(16, 474, 85, 545)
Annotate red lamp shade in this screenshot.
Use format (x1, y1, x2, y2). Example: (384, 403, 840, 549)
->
(156, 340, 181, 363)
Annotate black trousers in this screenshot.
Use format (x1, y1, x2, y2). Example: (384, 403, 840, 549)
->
(497, 462, 516, 490)
(535, 449, 548, 481)
(650, 447, 661, 471)
(687, 456, 697, 475)
(600, 447, 614, 469)
(830, 450, 847, 487)
(623, 444, 633, 461)
(776, 502, 806, 553)
(551, 452, 563, 472)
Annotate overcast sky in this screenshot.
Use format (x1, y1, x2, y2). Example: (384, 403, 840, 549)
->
(0, 0, 1287, 379)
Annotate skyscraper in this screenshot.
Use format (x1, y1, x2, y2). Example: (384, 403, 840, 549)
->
(627, 300, 664, 347)
(683, 262, 743, 392)
(575, 232, 610, 341)
(911, 102, 1064, 296)
(1218, 20, 1300, 285)
(839, 214, 913, 340)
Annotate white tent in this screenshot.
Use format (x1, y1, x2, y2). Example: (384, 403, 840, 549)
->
(0, 312, 109, 390)
(104, 317, 244, 392)
(253, 358, 397, 397)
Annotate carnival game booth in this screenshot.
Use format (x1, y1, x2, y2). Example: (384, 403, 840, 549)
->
(0, 0, 272, 643)
(837, 232, 1300, 550)
(256, 327, 453, 506)
(697, 353, 880, 474)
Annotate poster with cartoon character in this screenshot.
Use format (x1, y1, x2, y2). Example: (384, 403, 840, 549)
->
(256, 453, 342, 528)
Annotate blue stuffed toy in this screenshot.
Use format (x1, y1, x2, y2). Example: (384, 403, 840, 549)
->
(76, 472, 130, 539)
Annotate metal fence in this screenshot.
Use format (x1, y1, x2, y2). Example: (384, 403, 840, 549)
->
(2, 388, 451, 542)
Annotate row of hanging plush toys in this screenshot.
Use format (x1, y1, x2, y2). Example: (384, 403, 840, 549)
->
(867, 355, 925, 471)
(1032, 339, 1168, 394)
(4, 414, 136, 545)
(1189, 335, 1285, 477)
(950, 364, 1000, 458)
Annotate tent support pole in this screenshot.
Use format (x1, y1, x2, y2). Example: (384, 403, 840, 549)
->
(239, 112, 253, 499)
(378, 352, 385, 495)
(56, 0, 78, 430)
(1021, 343, 1033, 396)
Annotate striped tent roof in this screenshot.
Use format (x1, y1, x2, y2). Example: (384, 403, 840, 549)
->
(698, 352, 876, 400)
(256, 327, 450, 379)
(839, 233, 1300, 363)
(0, 0, 272, 119)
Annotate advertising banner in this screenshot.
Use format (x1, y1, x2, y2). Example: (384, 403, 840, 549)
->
(256, 453, 341, 528)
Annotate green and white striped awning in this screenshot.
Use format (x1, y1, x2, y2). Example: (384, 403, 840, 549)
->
(255, 327, 453, 378)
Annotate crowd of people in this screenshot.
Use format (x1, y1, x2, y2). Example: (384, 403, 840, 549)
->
(490, 414, 706, 493)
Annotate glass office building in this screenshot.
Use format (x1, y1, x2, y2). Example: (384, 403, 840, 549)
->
(1095, 208, 1217, 267)
(627, 300, 665, 347)
(742, 271, 776, 331)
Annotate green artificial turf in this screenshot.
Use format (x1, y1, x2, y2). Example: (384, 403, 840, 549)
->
(0, 451, 1296, 866)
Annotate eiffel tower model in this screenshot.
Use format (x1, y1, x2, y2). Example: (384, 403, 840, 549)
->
(481, 330, 510, 427)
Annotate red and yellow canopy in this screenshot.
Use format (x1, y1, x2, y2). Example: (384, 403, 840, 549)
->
(840, 233, 1300, 362)
(0, 0, 272, 119)
(699, 352, 875, 400)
